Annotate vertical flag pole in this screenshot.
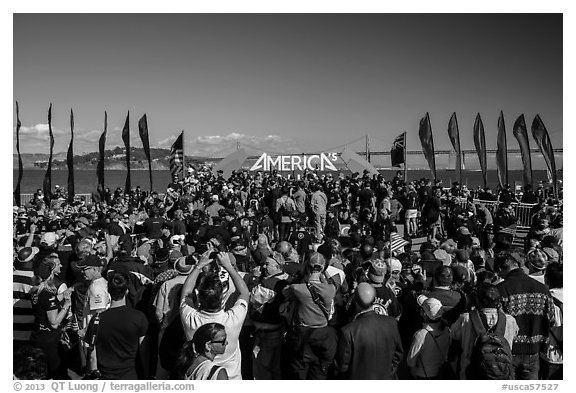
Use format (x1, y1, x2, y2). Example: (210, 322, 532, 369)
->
(182, 130, 185, 177)
(403, 132, 407, 183)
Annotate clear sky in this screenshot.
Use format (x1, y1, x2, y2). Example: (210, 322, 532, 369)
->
(13, 13, 562, 157)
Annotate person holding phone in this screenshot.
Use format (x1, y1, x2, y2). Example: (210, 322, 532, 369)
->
(180, 248, 250, 380)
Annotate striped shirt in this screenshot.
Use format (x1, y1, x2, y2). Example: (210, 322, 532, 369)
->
(13, 262, 35, 342)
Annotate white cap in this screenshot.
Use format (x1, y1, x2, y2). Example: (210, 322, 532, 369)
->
(386, 257, 402, 272)
(417, 295, 444, 320)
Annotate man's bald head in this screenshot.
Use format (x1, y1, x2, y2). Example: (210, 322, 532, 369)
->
(354, 282, 376, 309)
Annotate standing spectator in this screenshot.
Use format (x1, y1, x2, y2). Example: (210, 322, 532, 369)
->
(171, 209, 187, 235)
(14, 247, 39, 348)
(153, 257, 194, 379)
(404, 183, 420, 237)
(451, 283, 518, 379)
(78, 254, 110, 373)
(96, 272, 149, 379)
(292, 182, 307, 218)
(310, 183, 328, 241)
(324, 208, 341, 239)
(143, 207, 166, 239)
(425, 266, 467, 326)
(366, 259, 401, 317)
(30, 255, 73, 379)
(249, 255, 290, 379)
(282, 252, 337, 380)
(334, 282, 403, 379)
(495, 252, 555, 380)
(180, 251, 250, 380)
(177, 323, 229, 380)
(275, 186, 296, 242)
(357, 181, 376, 214)
(422, 187, 442, 241)
(106, 234, 154, 310)
(406, 295, 452, 379)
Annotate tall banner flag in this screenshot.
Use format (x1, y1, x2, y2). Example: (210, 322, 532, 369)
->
(42, 104, 54, 206)
(67, 109, 75, 204)
(512, 114, 533, 186)
(419, 112, 436, 180)
(447, 112, 462, 185)
(138, 114, 153, 191)
(97, 112, 107, 200)
(170, 131, 184, 178)
(390, 132, 406, 167)
(496, 111, 508, 188)
(122, 111, 131, 193)
(14, 101, 23, 206)
(531, 114, 557, 195)
(473, 113, 488, 189)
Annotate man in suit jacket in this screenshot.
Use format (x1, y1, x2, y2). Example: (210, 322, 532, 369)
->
(334, 282, 404, 379)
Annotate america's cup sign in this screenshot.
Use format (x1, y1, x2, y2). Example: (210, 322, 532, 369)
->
(250, 152, 338, 172)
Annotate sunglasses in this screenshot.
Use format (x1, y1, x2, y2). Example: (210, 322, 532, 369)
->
(211, 338, 228, 345)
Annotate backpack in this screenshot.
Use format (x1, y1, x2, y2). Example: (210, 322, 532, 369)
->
(279, 197, 295, 217)
(467, 310, 514, 380)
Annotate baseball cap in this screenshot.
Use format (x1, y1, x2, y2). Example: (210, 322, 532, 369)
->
(433, 249, 452, 266)
(307, 252, 326, 272)
(155, 248, 170, 263)
(368, 259, 387, 284)
(457, 226, 471, 236)
(440, 239, 457, 251)
(417, 295, 445, 320)
(386, 257, 402, 273)
(471, 237, 481, 248)
(542, 247, 559, 263)
(76, 216, 90, 226)
(170, 234, 185, 245)
(527, 249, 548, 271)
(40, 232, 58, 247)
(78, 254, 105, 270)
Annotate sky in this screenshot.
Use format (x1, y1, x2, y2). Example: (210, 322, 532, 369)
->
(13, 13, 562, 157)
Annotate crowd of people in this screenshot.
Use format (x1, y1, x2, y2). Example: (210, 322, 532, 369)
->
(13, 166, 563, 380)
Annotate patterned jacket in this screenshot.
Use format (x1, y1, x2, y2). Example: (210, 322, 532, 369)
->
(497, 268, 555, 355)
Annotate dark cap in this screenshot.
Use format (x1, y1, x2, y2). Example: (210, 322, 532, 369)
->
(155, 248, 170, 263)
(78, 254, 105, 270)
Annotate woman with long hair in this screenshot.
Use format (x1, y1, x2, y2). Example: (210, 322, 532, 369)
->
(30, 254, 74, 379)
(177, 323, 229, 380)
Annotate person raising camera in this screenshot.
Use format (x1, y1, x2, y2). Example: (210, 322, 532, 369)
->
(179, 248, 250, 380)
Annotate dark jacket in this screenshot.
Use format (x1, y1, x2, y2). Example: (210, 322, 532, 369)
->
(335, 310, 404, 379)
(106, 255, 154, 310)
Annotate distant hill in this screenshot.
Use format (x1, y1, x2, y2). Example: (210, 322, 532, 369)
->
(13, 146, 209, 170)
